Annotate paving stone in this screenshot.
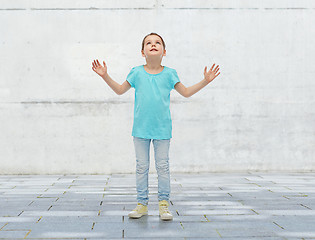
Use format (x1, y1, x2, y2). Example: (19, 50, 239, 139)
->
(1, 221, 37, 230)
(198, 220, 279, 231)
(277, 231, 315, 238)
(21, 210, 98, 217)
(256, 209, 315, 216)
(177, 222, 223, 238)
(184, 238, 285, 240)
(0, 173, 314, 239)
(271, 215, 315, 232)
(205, 215, 270, 221)
(29, 230, 119, 239)
(178, 209, 255, 216)
(26, 221, 120, 238)
(0, 230, 30, 238)
(217, 228, 278, 238)
(246, 204, 306, 210)
(122, 238, 185, 240)
(123, 221, 185, 238)
(125, 215, 206, 223)
(0, 216, 38, 223)
(0, 210, 24, 217)
(38, 215, 122, 223)
(171, 200, 243, 206)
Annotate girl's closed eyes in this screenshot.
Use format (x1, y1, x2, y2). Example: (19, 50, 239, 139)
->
(146, 41, 161, 44)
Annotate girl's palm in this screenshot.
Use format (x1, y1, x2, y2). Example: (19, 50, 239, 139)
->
(204, 63, 220, 83)
(92, 59, 107, 77)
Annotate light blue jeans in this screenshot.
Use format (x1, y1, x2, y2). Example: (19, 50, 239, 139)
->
(133, 136, 171, 206)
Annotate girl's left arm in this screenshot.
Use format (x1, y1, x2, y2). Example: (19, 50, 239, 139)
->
(174, 63, 220, 98)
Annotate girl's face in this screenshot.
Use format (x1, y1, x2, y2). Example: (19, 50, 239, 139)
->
(141, 35, 166, 60)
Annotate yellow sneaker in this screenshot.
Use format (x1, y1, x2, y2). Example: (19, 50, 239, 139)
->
(159, 200, 173, 221)
(128, 203, 148, 219)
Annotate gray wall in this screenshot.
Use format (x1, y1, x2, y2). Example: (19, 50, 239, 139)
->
(1, 0, 314, 174)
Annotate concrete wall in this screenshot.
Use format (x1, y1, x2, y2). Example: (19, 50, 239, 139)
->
(1, 0, 314, 174)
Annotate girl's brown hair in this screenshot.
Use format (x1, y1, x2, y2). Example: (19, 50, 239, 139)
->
(141, 32, 166, 51)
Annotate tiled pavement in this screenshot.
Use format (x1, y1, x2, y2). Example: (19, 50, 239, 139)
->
(0, 172, 315, 239)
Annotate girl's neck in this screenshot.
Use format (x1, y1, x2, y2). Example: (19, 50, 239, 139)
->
(144, 61, 163, 70)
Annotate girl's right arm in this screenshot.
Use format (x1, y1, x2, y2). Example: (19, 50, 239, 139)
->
(92, 59, 131, 95)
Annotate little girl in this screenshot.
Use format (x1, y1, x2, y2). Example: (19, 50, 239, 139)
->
(92, 32, 220, 221)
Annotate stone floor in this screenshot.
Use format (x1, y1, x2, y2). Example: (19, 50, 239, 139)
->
(0, 172, 315, 239)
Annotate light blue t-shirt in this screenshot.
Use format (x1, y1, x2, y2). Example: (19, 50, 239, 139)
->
(126, 65, 180, 140)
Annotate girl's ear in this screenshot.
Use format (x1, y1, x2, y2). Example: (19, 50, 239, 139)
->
(141, 50, 146, 57)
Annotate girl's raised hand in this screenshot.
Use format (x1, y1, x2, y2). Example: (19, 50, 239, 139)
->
(204, 63, 220, 83)
(92, 59, 107, 77)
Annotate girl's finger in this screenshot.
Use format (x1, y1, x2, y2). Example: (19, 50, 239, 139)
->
(204, 66, 207, 74)
(210, 63, 215, 71)
(103, 61, 106, 67)
(96, 59, 100, 66)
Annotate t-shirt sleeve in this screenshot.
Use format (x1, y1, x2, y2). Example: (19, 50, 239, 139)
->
(171, 69, 180, 89)
(126, 67, 136, 88)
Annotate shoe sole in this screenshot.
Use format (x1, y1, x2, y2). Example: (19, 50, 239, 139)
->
(128, 212, 148, 219)
(159, 215, 173, 221)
